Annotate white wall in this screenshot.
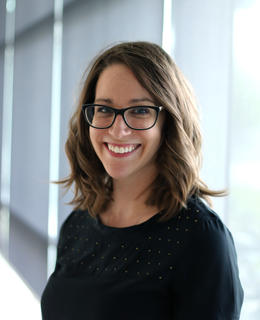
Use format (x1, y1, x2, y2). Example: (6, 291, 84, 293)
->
(172, 0, 234, 218)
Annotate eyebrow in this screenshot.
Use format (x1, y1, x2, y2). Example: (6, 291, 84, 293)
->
(94, 97, 155, 105)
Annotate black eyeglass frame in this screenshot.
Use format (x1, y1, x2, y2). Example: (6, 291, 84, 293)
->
(82, 104, 164, 130)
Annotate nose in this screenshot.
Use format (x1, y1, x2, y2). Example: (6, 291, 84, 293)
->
(108, 114, 132, 138)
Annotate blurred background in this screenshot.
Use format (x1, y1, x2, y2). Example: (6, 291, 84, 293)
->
(0, 0, 259, 319)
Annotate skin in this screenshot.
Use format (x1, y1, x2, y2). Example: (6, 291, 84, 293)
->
(89, 63, 165, 227)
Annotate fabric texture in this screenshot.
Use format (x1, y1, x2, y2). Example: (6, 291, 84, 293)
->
(41, 197, 243, 320)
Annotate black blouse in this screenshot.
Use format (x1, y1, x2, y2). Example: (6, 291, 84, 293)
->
(41, 197, 243, 319)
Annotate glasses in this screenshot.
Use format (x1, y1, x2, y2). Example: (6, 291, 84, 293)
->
(82, 104, 163, 130)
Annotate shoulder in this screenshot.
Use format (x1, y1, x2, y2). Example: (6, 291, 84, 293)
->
(57, 209, 94, 243)
(168, 197, 236, 255)
(173, 197, 238, 263)
(185, 196, 224, 223)
(181, 196, 231, 235)
(56, 209, 96, 260)
(61, 209, 88, 227)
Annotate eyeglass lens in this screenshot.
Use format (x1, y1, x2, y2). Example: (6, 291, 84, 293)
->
(86, 105, 157, 129)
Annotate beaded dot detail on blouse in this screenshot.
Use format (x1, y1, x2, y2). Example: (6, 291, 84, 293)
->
(41, 196, 244, 320)
(55, 197, 204, 283)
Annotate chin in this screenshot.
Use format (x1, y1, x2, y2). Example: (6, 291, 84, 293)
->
(106, 171, 130, 181)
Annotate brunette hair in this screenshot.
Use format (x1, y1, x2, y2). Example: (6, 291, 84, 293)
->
(59, 41, 225, 221)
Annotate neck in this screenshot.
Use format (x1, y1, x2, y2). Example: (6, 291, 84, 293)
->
(100, 169, 160, 227)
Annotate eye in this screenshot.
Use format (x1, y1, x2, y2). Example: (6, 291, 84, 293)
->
(131, 107, 151, 115)
(96, 106, 113, 114)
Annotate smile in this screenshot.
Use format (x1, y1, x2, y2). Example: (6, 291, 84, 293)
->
(106, 143, 140, 154)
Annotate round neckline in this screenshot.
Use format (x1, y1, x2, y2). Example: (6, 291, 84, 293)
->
(95, 210, 164, 232)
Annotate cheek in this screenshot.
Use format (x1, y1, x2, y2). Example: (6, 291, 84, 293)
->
(89, 128, 94, 147)
(89, 128, 99, 152)
(89, 127, 94, 144)
(154, 120, 164, 143)
(151, 127, 164, 156)
(89, 127, 101, 142)
(89, 128, 107, 160)
(143, 128, 162, 155)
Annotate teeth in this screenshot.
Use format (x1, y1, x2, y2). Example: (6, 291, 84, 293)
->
(108, 144, 137, 154)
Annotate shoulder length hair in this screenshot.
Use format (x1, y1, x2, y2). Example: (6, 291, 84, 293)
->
(59, 41, 225, 221)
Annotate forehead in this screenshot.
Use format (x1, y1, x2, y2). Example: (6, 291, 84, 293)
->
(95, 63, 153, 104)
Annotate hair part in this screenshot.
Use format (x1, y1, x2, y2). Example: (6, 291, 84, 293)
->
(58, 41, 225, 222)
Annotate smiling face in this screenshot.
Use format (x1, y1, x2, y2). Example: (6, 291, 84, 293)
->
(89, 63, 164, 182)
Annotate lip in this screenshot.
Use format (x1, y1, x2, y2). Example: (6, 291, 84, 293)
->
(104, 143, 141, 158)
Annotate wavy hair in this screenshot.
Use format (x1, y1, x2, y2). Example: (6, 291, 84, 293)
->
(59, 41, 225, 221)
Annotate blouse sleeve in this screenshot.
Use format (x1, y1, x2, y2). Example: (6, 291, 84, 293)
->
(172, 217, 244, 320)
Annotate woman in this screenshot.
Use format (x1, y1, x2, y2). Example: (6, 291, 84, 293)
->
(41, 41, 243, 319)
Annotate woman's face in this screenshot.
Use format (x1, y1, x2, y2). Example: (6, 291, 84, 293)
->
(89, 63, 164, 182)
